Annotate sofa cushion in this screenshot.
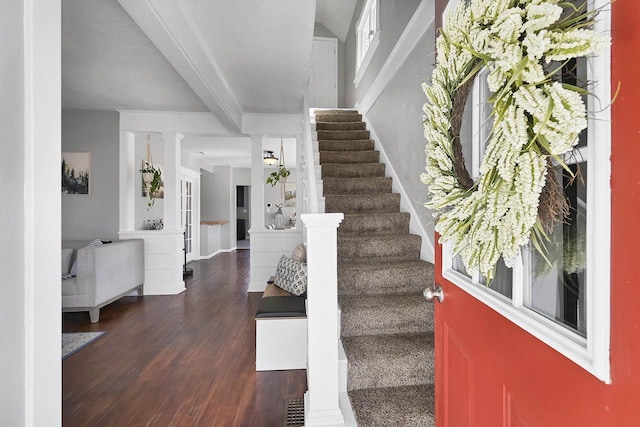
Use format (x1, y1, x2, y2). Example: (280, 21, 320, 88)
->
(62, 248, 73, 274)
(255, 296, 306, 318)
(274, 255, 307, 296)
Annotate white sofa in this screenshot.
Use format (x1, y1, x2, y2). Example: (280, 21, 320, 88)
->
(62, 239, 144, 323)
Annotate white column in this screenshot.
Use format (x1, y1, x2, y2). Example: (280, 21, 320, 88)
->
(302, 213, 345, 427)
(249, 134, 265, 230)
(162, 131, 184, 232)
(119, 131, 136, 231)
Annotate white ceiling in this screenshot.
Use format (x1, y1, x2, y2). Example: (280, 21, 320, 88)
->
(316, 0, 358, 42)
(62, 0, 354, 168)
(62, 0, 208, 112)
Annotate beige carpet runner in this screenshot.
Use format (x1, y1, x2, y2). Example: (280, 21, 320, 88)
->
(316, 109, 436, 426)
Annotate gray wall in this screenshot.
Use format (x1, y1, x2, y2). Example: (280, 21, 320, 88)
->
(314, 23, 346, 107)
(201, 165, 232, 249)
(345, 0, 421, 107)
(366, 27, 436, 237)
(62, 109, 120, 241)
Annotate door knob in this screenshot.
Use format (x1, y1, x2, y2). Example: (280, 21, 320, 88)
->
(423, 285, 444, 303)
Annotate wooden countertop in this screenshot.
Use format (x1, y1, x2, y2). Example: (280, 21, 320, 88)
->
(200, 220, 229, 225)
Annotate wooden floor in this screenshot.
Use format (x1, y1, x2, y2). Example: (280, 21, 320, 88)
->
(63, 250, 306, 426)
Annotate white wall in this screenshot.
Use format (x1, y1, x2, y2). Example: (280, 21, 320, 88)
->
(0, 1, 61, 425)
(62, 110, 120, 240)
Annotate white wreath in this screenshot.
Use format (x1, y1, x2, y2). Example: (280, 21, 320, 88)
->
(421, 0, 609, 280)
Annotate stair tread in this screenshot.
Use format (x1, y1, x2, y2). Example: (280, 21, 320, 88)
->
(343, 333, 435, 390)
(349, 384, 435, 427)
(340, 293, 433, 337)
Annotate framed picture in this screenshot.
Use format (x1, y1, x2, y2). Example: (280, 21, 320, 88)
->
(284, 182, 296, 207)
(62, 152, 91, 195)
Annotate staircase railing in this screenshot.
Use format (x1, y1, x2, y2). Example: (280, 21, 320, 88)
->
(301, 95, 319, 214)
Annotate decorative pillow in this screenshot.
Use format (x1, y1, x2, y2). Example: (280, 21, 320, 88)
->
(291, 243, 307, 263)
(61, 248, 73, 274)
(274, 255, 307, 296)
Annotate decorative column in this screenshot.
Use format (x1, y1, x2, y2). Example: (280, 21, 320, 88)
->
(119, 132, 186, 296)
(302, 213, 346, 427)
(162, 132, 183, 231)
(249, 134, 266, 230)
(118, 131, 136, 231)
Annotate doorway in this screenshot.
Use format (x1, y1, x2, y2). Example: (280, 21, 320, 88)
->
(309, 37, 338, 108)
(236, 185, 250, 250)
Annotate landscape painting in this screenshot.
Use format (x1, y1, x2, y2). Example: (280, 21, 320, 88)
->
(62, 152, 91, 195)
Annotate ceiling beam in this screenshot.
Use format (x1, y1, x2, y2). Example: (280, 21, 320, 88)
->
(118, 0, 244, 133)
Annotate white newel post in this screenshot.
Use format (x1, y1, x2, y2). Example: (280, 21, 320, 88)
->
(302, 213, 345, 427)
(249, 134, 266, 230)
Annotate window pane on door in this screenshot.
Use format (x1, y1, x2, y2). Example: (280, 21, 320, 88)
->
(527, 163, 587, 337)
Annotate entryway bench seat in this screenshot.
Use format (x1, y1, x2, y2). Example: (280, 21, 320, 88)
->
(255, 283, 307, 371)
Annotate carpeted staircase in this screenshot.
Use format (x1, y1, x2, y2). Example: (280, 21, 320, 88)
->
(315, 109, 436, 426)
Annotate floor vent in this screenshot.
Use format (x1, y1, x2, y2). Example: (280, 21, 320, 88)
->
(286, 398, 304, 426)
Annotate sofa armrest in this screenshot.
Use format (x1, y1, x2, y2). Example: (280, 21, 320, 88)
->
(76, 239, 144, 305)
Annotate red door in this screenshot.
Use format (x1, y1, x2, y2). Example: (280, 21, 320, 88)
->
(431, 1, 640, 426)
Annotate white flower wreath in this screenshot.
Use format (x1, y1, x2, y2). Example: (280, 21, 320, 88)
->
(421, 0, 609, 281)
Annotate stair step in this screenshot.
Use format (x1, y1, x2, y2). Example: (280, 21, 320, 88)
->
(338, 259, 434, 295)
(320, 150, 380, 164)
(319, 140, 375, 152)
(315, 109, 360, 116)
(316, 121, 367, 131)
(340, 293, 433, 337)
(339, 212, 409, 235)
(326, 193, 400, 214)
(315, 114, 363, 122)
(338, 234, 422, 261)
(349, 384, 436, 427)
(318, 130, 371, 140)
(321, 163, 385, 178)
(343, 333, 435, 391)
(323, 177, 393, 196)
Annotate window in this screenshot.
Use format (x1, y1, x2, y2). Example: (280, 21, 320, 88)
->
(354, 0, 380, 86)
(441, 0, 611, 382)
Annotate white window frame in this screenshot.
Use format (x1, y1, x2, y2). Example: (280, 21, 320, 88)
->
(441, 0, 611, 383)
(354, 0, 380, 87)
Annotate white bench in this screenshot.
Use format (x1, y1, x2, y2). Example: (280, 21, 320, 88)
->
(255, 283, 307, 371)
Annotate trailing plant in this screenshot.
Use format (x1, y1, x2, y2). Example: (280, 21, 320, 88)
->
(140, 161, 162, 208)
(421, 0, 609, 281)
(266, 165, 290, 186)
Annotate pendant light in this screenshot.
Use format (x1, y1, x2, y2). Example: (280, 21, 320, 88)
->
(263, 150, 278, 166)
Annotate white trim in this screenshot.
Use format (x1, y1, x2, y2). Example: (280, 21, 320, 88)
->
(117, 0, 244, 132)
(362, 115, 435, 263)
(440, 0, 611, 382)
(356, 0, 434, 113)
(354, 32, 380, 87)
(354, 0, 381, 87)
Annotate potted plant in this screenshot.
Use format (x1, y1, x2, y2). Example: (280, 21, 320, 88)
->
(140, 161, 162, 208)
(266, 165, 290, 186)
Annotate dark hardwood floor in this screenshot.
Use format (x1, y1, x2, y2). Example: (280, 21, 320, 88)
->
(63, 250, 306, 426)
